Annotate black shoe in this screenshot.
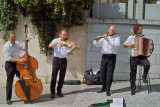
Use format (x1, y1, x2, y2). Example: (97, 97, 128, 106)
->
(131, 91, 135, 95)
(7, 99, 12, 105)
(51, 93, 55, 98)
(106, 91, 111, 96)
(142, 76, 148, 83)
(57, 93, 64, 97)
(97, 88, 106, 93)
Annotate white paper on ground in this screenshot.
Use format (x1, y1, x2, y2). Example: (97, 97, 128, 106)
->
(113, 98, 123, 107)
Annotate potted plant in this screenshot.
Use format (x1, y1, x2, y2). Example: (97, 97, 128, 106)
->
(82, 0, 94, 10)
(81, 0, 94, 18)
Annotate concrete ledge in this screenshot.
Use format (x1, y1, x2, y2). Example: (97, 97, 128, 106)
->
(87, 18, 160, 25)
(137, 19, 160, 25)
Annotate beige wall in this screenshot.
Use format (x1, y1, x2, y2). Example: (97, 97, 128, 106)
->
(0, 9, 86, 85)
(0, 30, 6, 86)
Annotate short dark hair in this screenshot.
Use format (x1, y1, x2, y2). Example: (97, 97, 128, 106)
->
(133, 24, 142, 34)
(7, 31, 15, 38)
(60, 29, 68, 35)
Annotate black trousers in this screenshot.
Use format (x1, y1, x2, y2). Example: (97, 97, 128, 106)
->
(130, 56, 150, 91)
(100, 54, 116, 92)
(5, 61, 19, 100)
(50, 57, 67, 94)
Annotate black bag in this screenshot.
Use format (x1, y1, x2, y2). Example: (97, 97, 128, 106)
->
(85, 69, 101, 85)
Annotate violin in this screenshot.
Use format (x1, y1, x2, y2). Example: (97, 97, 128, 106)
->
(61, 39, 80, 50)
(15, 23, 43, 101)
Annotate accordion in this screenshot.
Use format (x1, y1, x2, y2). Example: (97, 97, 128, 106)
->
(131, 37, 153, 57)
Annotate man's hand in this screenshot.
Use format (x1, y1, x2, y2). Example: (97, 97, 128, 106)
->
(124, 43, 135, 48)
(150, 45, 154, 50)
(25, 37, 29, 42)
(72, 45, 77, 50)
(104, 34, 109, 42)
(128, 43, 135, 48)
(66, 45, 77, 56)
(96, 35, 102, 42)
(16, 58, 25, 64)
(18, 58, 25, 62)
(58, 41, 65, 47)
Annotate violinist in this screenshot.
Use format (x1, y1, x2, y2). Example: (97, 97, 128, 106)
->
(3, 31, 29, 105)
(49, 29, 77, 99)
(93, 25, 120, 96)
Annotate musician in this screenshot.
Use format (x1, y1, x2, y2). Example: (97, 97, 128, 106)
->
(49, 29, 77, 99)
(124, 24, 154, 95)
(93, 25, 120, 96)
(3, 31, 29, 105)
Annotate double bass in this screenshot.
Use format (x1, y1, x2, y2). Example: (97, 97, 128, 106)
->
(15, 23, 43, 101)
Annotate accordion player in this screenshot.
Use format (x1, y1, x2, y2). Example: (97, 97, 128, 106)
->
(131, 37, 153, 57)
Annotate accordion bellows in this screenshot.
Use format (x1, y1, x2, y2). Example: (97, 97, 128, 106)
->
(131, 37, 153, 57)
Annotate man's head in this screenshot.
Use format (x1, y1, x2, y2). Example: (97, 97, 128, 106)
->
(59, 29, 67, 41)
(8, 31, 16, 44)
(107, 25, 116, 35)
(133, 24, 143, 36)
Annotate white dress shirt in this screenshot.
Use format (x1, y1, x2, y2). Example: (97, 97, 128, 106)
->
(124, 34, 146, 55)
(3, 41, 25, 61)
(50, 38, 71, 58)
(93, 34, 120, 54)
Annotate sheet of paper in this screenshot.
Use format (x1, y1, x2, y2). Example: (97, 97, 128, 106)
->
(113, 98, 123, 107)
(110, 103, 113, 107)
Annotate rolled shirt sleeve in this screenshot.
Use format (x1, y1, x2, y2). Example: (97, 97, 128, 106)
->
(3, 46, 11, 61)
(124, 36, 133, 45)
(93, 39, 103, 47)
(66, 46, 72, 54)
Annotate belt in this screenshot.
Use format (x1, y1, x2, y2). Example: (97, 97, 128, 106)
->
(6, 61, 16, 64)
(54, 57, 66, 60)
(102, 54, 116, 56)
(102, 54, 116, 58)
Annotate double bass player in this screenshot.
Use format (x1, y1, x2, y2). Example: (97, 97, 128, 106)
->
(3, 31, 29, 105)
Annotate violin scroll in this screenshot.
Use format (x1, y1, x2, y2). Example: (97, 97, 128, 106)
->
(24, 23, 28, 34)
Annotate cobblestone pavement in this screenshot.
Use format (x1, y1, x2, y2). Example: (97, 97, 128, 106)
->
(0, 79, 160, 107)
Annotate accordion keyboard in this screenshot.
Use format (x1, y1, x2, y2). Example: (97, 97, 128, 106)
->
(131, 37, 138, 57)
